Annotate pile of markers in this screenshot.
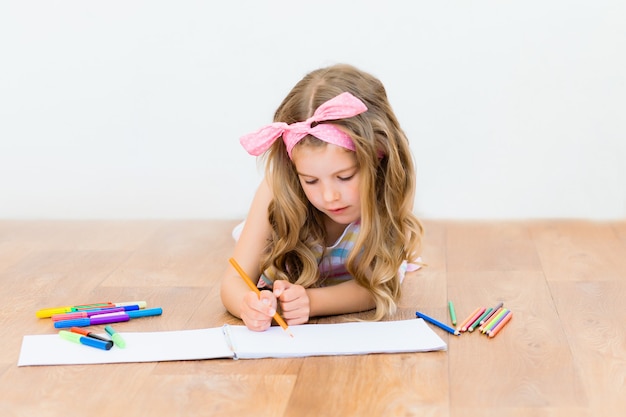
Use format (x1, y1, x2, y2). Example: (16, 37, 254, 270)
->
(36, 301, 163, 351)
(416, 301, 512, 338)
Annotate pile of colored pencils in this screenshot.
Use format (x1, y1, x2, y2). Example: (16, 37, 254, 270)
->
(416, 300, 512, 338)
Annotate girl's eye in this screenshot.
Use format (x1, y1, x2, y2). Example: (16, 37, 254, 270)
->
(338, 174, 355, 181)
(304, 179, 318, 185)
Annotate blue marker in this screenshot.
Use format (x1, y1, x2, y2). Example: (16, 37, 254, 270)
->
(126, 307, 162, 319)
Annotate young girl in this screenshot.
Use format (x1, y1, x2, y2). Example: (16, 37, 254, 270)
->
(220, 64, 423, 332)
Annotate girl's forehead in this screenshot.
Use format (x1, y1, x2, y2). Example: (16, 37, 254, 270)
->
(292, 144, 357, 176)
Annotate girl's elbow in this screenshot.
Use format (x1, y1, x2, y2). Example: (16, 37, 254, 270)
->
(219, 281, 241, 318)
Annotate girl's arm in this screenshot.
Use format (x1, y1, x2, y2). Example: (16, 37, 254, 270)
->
(306, 279, 376, 317)
(273, 278, 376, 325)
(220, 178, 274, 320)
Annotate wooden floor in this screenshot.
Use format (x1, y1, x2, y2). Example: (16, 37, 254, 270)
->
(1, 219, 625, 417)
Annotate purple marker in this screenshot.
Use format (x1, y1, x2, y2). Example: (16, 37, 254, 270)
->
(54, 313, 130, 328)
(90, 313, 130, 325)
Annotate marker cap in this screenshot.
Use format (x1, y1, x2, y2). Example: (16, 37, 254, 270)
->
(105, 325, 126, 348)
(36, 306, 72, 318)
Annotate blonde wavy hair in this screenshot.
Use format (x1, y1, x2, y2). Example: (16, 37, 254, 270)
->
(260, 64, 423, 320)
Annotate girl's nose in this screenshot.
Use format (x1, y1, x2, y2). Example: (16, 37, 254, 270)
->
(322, 185, 339, 202)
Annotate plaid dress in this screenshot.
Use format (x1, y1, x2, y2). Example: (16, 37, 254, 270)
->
(258, 222, 419, 289)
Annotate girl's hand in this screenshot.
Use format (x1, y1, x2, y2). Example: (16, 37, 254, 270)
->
(273, 280, 310, 325)
(240, 290, 277, 332)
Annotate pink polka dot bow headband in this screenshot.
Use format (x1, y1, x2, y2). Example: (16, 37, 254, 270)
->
(239, 92, 368, 159)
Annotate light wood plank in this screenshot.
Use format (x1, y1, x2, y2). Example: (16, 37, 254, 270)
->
(2, 219, 626, 417)
(446, 221, 543, 272)
(101, 220, 237, 287)
(285, 354, 449, 417)
(530, 220, 626, 281)
(549, 281, 626, 415)
(448, 271, 586, 414)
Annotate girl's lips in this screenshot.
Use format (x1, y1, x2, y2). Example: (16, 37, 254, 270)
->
(328, 207, 347, 214)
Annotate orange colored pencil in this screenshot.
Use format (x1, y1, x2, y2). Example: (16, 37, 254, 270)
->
(229, 258, 294, 338)
(488, 311, 512, 338)
(457, 307, 484, 332)
(460, 307, 486, 332)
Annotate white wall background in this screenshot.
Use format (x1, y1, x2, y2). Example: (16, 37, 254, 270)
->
(1, 1, 624, 220)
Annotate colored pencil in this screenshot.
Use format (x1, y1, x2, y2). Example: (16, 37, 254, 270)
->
(479, 306, 503, 332)
(482, 308, 508, 334)
(476, 308, 494, 327)
(468, 309, 491, 332)
(457, 306, 481, 331)
(448, 301, 457, 326)
(480, 302, 503, 325)
(229, 258, 294, 338)
(460, 307, 486, 332)
(416, 311, 461, 336)
(488, 311, 512, 338)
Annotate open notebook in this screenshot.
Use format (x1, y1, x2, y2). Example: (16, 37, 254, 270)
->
(17, 318, 447, 366)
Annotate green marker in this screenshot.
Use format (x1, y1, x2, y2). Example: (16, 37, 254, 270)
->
(448, 301, 457, 326)
(104, 325, 126, 348)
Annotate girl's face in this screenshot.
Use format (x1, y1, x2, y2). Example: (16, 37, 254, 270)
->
(291, 143, 361, 225)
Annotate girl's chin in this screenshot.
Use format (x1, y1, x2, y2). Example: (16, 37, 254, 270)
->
(326, 211, 358, 225)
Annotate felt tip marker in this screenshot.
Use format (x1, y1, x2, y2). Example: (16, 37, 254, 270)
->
(54, 308, 162, 328)
(59, 330, 113, 350)
(36, 306, 73, 318)
(54, 313, 130, 328)
(71, 302, 115, 311)
(70, 327, 113, 344)
(105, 325, 126, 348)
(51, 306, 137, 322)
(125, 307, 163, 319)
(36, 301, 146, 318)
(114, 301, 147, 309)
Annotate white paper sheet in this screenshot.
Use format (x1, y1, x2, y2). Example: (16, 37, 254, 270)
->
(18, 327, 233, 366)
(17, 319, 446, 366)
(228, 318, 447, 359)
